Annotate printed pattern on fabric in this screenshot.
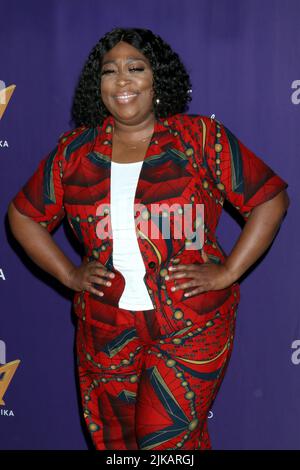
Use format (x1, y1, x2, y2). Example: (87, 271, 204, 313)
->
(76, 292, 238, 450)
(12, 113, 288, 449)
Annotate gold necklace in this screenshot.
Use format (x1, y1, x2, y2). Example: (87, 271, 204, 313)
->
(113, 130, 153, 150)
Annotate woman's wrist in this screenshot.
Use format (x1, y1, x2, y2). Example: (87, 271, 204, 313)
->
(62, 264, 79, 290)
(222, 262, 240, 285)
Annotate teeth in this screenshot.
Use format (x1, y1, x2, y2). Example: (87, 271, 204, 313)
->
(115, 94, 137, 99)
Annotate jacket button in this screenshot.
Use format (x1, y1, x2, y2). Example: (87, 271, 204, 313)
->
(148, 261, 156, 268)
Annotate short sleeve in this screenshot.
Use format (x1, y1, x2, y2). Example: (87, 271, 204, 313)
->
(12, 135, 67, 233)
(203, 117, 289, 221)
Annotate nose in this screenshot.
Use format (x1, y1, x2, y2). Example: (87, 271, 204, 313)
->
(116, 69, 132, 86)
(116, 78, 130, 87)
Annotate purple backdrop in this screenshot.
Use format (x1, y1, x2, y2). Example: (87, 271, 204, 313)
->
(1, 0, 298, 450)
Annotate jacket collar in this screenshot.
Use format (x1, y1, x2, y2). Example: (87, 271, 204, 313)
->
(93, 113, 181, 160)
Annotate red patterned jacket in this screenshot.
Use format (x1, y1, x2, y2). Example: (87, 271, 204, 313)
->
(12, 113, 288, 334)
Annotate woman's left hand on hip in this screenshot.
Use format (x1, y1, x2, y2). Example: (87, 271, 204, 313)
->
(165, 250, 235, 296)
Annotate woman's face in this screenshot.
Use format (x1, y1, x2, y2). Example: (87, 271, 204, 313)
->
(100, 41, 155, 125)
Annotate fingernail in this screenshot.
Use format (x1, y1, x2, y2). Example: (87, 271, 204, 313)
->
(99, 292, 104, 296)
(171, 286, 176, 291)
(106, 281, 111, 286)
(168, 266, 175, 271)
(109, 273, 115, 278)
(165, 275, 169, 280)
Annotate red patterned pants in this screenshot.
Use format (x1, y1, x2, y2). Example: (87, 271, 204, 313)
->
(75, 296, 238, 450)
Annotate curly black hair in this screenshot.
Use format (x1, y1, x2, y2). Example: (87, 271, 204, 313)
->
(71, 27, 192, 128)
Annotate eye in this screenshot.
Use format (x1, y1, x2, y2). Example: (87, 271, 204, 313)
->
(101, 66, 145, 76)
(101, 69, 115, 75)
(129, 67, 145, 72)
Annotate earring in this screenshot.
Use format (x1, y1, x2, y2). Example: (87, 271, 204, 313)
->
(155, 98, 160, 104)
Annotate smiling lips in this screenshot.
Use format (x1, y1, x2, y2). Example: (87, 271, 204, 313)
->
(114, 92, 139, 104)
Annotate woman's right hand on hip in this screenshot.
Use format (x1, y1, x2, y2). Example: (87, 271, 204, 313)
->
(66, 260, 115, 297)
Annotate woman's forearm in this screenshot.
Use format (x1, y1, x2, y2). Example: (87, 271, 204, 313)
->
(8, 202, 76, 288)
(224, 190, 290, 283)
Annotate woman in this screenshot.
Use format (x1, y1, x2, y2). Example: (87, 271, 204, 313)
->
(8, 27, 289, 450)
